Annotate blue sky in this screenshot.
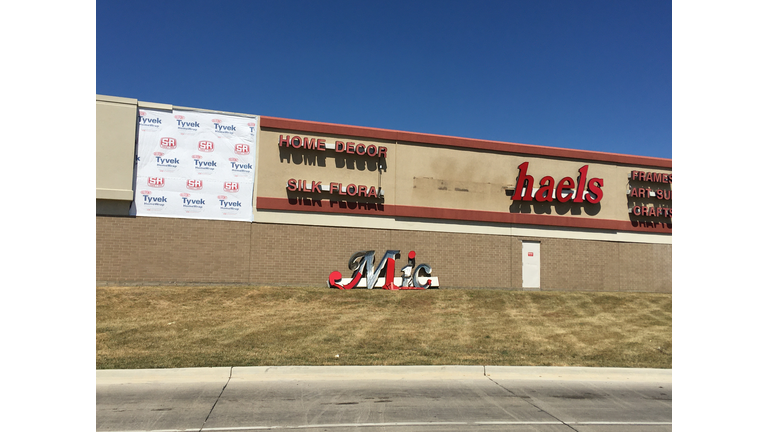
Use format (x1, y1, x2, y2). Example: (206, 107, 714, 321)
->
(97, 0, 671, 158)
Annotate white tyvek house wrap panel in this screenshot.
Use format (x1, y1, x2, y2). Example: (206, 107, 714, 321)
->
(131, 109, 257, 221)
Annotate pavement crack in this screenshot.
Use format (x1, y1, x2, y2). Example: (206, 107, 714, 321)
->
(198, 367, 233, 432)
(485, 373, 579, 432)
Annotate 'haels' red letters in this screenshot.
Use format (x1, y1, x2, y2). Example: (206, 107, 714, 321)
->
(512, 163, 604, 204)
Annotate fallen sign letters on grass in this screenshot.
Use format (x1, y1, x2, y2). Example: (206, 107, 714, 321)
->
(328, 250, 439, 290)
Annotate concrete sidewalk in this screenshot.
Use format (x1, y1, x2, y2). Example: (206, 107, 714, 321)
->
(97, 365, 672, 384)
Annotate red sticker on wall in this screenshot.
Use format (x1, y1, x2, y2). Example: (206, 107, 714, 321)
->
(528, 252, 534, 256)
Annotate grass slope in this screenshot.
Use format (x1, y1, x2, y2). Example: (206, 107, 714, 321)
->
(96, 286, 671, 369)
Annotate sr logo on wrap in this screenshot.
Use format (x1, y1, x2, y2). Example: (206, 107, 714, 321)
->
(328, 250, 439, 290)
(198, 140, 214, 152)
(147, 177, 165, 188)
(186, 179, 203, 191)
(160, 137, 177, 149)
(235, 143, 250, 155)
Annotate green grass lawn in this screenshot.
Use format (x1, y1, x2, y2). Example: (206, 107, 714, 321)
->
(96, 285, 671, 369)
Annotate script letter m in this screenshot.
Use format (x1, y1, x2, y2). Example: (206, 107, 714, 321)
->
(348, 250, 400, 290)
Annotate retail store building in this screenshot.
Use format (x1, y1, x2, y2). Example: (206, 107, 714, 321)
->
(96, 95, 671, 292)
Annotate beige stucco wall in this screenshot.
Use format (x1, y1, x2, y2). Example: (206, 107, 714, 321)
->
(94, 95, 671, 234)
(255, 128, 672, 226)
(96, 95, 138, 201)
(397, 144, 513, 213)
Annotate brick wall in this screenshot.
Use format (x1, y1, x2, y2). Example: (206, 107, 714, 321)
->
(96, 216, 671, 292)
(249, 223, 390, 286)
(96, 216, 251, 284)
(617, 242, 672, 293)
(538, 237, 621, 292)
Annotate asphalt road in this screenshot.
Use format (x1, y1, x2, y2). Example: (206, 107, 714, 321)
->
(96, 366, 671, 432)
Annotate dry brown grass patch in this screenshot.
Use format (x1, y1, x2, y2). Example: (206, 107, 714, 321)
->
(96, 286, 671, 369)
